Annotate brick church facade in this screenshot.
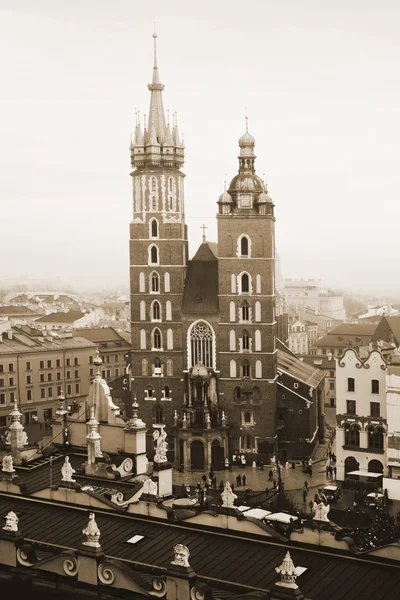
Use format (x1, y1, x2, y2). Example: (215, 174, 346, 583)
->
(129, 37, 317, 470)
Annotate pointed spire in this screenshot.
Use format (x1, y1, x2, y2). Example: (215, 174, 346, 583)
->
(147, 32, 166, 145)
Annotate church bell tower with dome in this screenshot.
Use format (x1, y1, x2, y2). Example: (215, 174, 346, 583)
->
(217, 121, 277, 457)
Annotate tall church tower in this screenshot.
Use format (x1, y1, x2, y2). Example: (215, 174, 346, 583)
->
(217, 122, 277, 458)
(129, 35, 188, 446)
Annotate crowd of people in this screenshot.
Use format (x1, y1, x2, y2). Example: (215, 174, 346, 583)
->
(349, 512, 400, 551)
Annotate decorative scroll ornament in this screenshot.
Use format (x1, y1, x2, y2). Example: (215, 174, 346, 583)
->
(17, 548, 33, 567)
(150, 578, 167, 597)
(3, 511, 19, 531)
(98, 563, 115, 585)
(191, 588, 206, 600)
(171, 544, 190, 568)
(63, 556, 78, 576)
(82, 512, 101, 547)
(153, 425, 168, 463)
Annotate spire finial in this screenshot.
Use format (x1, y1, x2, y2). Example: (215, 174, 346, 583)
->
(153, 25, 157, 69)
(201, 224, 207, 243)
(245, 108, 248, 133)
(224, 180, 227, 192)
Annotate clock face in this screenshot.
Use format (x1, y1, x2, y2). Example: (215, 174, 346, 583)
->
(238, 194, 252, 209)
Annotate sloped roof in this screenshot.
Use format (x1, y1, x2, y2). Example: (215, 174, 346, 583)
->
(277, 347, 325, 388)
(382, 316, 400, 346)
(182, 242, 219, 315)
(75, 327, 129, 344)
(329, 323, 378, 336)
(35, 310, 86, 323)
(0, 305, 39, 316)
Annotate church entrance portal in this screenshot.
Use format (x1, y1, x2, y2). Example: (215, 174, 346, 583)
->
(211, 439, 224, 470)
(191, 440, 205, 471)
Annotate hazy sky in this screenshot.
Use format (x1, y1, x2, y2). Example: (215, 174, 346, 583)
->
(1, 0, 400, 294)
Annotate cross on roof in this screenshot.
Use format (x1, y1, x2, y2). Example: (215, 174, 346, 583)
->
(201, 224, 207, 243)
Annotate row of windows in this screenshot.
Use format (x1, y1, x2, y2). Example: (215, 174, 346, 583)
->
(347, 378, 380, 394)
(231, 273, 262, 294)
(346, 400, 381, 417)
(25, 384, 81, 402)
(229, 329, 262, 352)
(140, 328, 174, 350)
(139, 271, 170, 293)
(0, 392, 15, 405)
(141, 358, 174, 377)
(145, 385, 171, 400)
(2, 356, 105, 374)
(344, 424, 384, 449)
(229, 300, 262, 323)
(148, 176, 177, 214)
(230, 359, 263, 378)
(140, 300, 172, 321)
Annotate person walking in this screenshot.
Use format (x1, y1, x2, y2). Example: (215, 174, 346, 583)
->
(228, 461, 232, 472)
(273, 478, 277, 488)
(302, 485, 308, 503)
(308, 465, 313, 478)
(242, 474, 247, 486)
(219, 480, 224, 493)
(304, 480, 309, 492)
(268, 470, 273, 481)
(231, 482, 235, 492)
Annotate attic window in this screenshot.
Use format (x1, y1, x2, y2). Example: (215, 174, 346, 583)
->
(195, 296, 203, 303)
(127, 535, 145, 544)
(294, 383, 299, 389)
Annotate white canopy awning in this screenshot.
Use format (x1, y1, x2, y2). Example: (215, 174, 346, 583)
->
(347, 470, 382, 478)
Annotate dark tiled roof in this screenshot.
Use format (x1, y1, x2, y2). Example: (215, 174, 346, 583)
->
(182, 243, 219, 315)
(0, 495, 399, 599)
(75, 327, 130, 344)
(328, 323, 378, 336)
(0, 305, 39, 316)
(35, 311, 86, 323)
(381, 316, 400, 346)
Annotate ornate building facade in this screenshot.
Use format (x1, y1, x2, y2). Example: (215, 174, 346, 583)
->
(129, 37, 278, 470)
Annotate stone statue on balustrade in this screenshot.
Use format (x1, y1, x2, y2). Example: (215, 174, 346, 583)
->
(61, 456, 76, 483)
(313, 501, 330, 522)
(3, 511, 19, 532)
(2, 455, 15, 473)
(221, 481, 237, 508)
(152, 426, 168, 464)
(142, 477, 158, 495)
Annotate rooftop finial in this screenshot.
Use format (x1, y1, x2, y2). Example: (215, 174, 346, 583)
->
(153, 25, 157, 69)
(245, 107, 248, 133)
(201, 224, 207, 243)
(224, 180, 227, 192)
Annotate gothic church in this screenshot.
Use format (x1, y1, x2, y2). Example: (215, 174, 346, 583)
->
(129, 36, 297, 471)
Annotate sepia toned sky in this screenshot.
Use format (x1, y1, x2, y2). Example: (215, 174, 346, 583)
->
(1, 0, 399, 294)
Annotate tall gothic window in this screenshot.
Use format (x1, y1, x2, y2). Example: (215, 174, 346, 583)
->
(241, 273, 250, 293)
(153, 328, 162, 349)
(151, 219, 158, 237)
(242, 330, 250, 351)
(242, 360, 250, 378)
(189, 321, 214, 368)
(151, 272, 159, 292)
(241, 300, 250, 322)
(240, 236, 249, 256)
(152, 301, 161, 320)
(150, 245, 159, 264)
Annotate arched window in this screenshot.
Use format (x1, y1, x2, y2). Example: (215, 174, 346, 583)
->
(166, 358, 173, 376)
(164, 272, 170, 292)
(241, 300, 250, 322)
(231, 274, 236, 294)
(344, 424, 360, 447)
(154, 405, 164, 424)
(371, 379, 379, 394)
(140, 329, 146, 350)
(255, 330, 261, 351)
(252, 386, 261, 402)
(151, 196, 157, 210)
(229, 330, 236, 351)
(145, 385, 154, 399)
(153, 358, 162, 375)
(140, 300, 146, 320)
(241, 330, 250, 351)
(230, 301, 235, 322)
(244, 411, 251, 423)
(151, 176, 157, 192)
(141, 358, 148, 376)
(244, 435, 252, 450)
(241, 273, 250, 293)
(139, 272, 145, 292)
(240, 235, 250, 257)
(368, 426, 384, 449)
(162, 386, 171, 399)
(234, 387, 242, 401)
(255, 301, 261, 322)
(255, 360, 262, 379)
(150, 245, 159, 265)
(347, 378, 355, 392)
(230, 359, 237, 378)
(242, 360, 250, 378)
(151, 271, 159, 293)
(166, 300, 172, 321)
(150, 218, 158, 238)
(167, 328, 173, 350)
(189, 320, 214, 368)
(152, 300, 161, 321)
(153, 328, 162, 349)
(256, 274, 261, 294)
